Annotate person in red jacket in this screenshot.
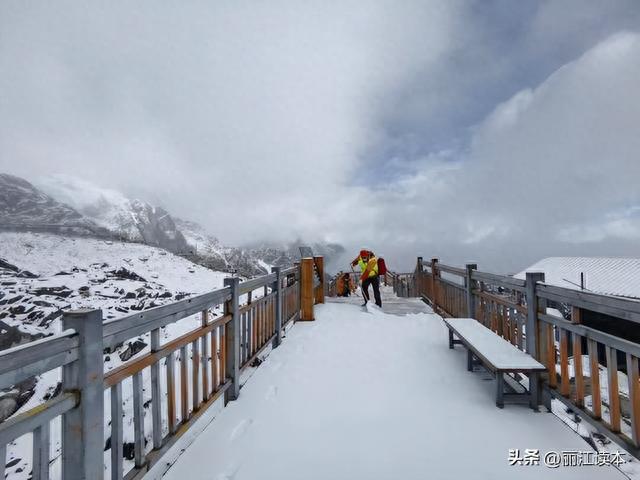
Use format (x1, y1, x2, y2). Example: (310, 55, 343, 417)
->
(351, 249, 382, 307)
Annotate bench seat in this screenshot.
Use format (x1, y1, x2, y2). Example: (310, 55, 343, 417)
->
(444, 318, 546, 409)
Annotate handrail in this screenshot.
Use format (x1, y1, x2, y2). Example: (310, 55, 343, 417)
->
(0, 259, 323, 480)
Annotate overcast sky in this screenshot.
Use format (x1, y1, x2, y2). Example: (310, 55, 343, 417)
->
(1, 1, 640, 273)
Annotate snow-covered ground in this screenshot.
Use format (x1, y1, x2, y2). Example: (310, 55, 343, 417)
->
(161, 302, 628, 480)
(1, 232, 231, 479)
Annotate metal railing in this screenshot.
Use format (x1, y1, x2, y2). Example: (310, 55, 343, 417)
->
(0, 262, 315, 479)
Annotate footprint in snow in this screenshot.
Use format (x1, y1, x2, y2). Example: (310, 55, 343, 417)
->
(265, 385, 278, 400)
(230, 418, 253, 441)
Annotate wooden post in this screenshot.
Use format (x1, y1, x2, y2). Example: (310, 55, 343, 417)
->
(223, 277, 240, 402)
(430, 258, 439, 311)
(61, 309, 104, 480)
(314, 256, 325, 304)
(416, 257, 423, 296)
(465, 263, 477, 319)
(272, 266, 283, 348)
(300, 258, 315, 321)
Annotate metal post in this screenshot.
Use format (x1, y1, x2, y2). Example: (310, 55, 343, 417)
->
(224, 277, 240, 402)
(272, 266, 283, 348)
(525, 272, 545, 410)
(525, 272, 545, 358)
(465, 263, 478, 319)
(62, 309, 104, 480)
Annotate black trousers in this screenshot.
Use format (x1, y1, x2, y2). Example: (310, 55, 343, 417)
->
(362, 275, 382, 307)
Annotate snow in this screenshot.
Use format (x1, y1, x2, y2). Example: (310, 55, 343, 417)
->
(445, 318, 545, 370)
(161, 303, 624, 480)
(1, 232, 231, 480)
(516, 257, 640, 300)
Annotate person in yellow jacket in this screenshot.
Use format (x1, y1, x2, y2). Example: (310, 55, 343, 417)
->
(351, 249, 382, 307)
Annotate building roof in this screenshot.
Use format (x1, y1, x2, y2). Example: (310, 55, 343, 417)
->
(515, 257, 640, 299)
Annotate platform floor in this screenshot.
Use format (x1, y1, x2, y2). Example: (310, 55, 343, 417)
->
(327, 284, 432, 315)
(161, 297, 624, 480)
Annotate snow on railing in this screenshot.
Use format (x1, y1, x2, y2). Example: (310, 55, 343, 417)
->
(0, 260, 323, 480)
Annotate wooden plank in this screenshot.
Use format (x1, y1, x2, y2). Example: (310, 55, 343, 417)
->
(104, 316, 230, 388)
(202, 334, 209, 401)
(132, 371, 146, 468)
(559, 329, 570, 397)
(539, 312, 640, 358)
(32, 422, 50, 480)
(111, 383, 124, 480)
(300, 258, 315, 321)
(192, 340, 200, 412)
(546, 324, 557, 388)
(180, 346, 188, 421)
(471, 270, 526, 291)
(166, 352, 176, 434)
(573, 333, 585, 407)
(626, 354, 640, 446)
(589, 339, 602, 419)
(220, 325, 226, 385)
(212, 328, 219, 391)
(606, 346, 621, 433)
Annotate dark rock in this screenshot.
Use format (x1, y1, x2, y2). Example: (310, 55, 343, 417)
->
(123, 442, 135, 460)
(55, 271, 72, 276)
(17, 270, 38, 278)
(30, 286, 73, 298)
(174, 293, 189, 301)
(5, 457, 20, 468)
(115, 306, 129, 313)
(158, 291, 172, 298)
(123, 291, 137, 299)
(1, 281, 17, 286)
(42, 382, 62, 401)
(118, 340, 147, 362)
(250, 357, 263, 368)
(2, 295, 24, 305)
(0, 258, 20, 273)
(108, 268, 146, 282)
(130, 301, 146, 311)
(32, 300, 54, 307)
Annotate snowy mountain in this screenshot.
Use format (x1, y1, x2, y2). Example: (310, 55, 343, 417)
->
(37, 174, 190, 253)
(0, 173, 108, 236)
(36, 174, 346, 276)
(0, 231, 228, 420)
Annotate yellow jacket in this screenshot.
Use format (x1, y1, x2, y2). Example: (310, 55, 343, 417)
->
(357, 255, 378, 281)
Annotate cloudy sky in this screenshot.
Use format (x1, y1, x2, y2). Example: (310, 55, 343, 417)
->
(1, 1, 640, 273)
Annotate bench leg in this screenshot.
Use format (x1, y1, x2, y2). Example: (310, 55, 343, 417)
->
(496, 372, 505, 408)
(467, 349, 474, 372)
(448, 329, 454, 349)
(529, 372, 540, 411)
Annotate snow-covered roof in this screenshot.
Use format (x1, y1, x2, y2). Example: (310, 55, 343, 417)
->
(515, 257, 640, 299)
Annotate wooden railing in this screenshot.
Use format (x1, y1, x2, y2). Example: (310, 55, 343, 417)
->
(411, 256, 640, 458)
(0, 260, 324, 480)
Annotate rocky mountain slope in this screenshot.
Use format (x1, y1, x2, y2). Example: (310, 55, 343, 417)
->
(0, 173, 108, 236)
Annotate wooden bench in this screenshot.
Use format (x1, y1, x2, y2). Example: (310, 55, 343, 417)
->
(444, 318, 546, 409)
